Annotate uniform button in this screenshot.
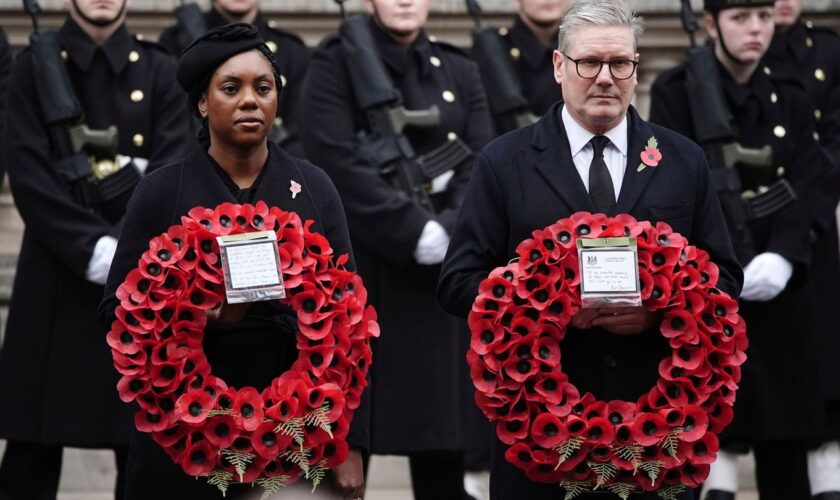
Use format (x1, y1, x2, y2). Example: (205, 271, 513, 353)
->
(266, 41, 278, 53)
(61, 50, 68, 60)
(130, 90, 144, 102)
(815, 109, 822, 121)
(604, 355, 617, 368)
(129, 50, 140, 62)
(442, 90, 455, 103)
(447, 132, 457, 141)
(280, 74, 288, 87)
(498, 27, 508, 36)
(806, 36, 814, 48)
(133, 133, 144, 147)
(770, 92, 778, 103)
(429, 35, 438, 42)
(268, 19, 277, 28)
(510, 47, 521, 60)
(806, 20, 814, 28)
(135, 33, 144, 41)
(815, 68, 826, 81)
(430, 56, 441, 67)
(763, 66, 771, 75)
(776, 166, 785, 177)
(773, 125, 786, 138)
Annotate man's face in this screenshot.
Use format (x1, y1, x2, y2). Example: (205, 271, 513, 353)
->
(706, 7, 775, 64)
(213, 0, 259, 20)
(68, 0, 128, 25)
(553, 24, 637, 134)
(773, 0, 803, 28)
(365, 0, 430, 38)
(515, 0, 568, 29)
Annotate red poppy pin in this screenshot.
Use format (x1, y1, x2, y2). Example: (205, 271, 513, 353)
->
(637, 136, 662, 172)
(290, 180, 302, 199)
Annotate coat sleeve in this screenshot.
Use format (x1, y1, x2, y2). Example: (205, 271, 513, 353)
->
(301, 43, 431, 266)
(148, 52, 193, 167)
(5, 52, 116, 277)
(438, 151, 510, 317)
(435, 58, 494, 232)
(0, 31, 12, 183)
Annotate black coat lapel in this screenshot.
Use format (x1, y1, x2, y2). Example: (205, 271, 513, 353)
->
(531, 104, 596, 213)
(615, 107, 658, 214)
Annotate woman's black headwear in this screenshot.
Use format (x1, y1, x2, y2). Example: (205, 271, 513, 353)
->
(176, 23, 284, 120)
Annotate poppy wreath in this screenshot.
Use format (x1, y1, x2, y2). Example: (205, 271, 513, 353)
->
(107, 201, 379, 496)
(468, 212, 747, 499)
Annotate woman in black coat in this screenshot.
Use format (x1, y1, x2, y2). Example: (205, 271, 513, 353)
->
(100, 24, 367, 499)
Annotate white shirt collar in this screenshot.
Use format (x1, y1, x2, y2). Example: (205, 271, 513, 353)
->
(561, 105, 628, 157)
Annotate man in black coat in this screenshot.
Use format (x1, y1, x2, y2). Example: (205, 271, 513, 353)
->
(649, 0, 836, 499)
(438, 1, 741, 498)
(764, 0, 840, 496)
(0, 30, 12, 185)
(0, 0, 192, 496)
(158, 0, 310, 157)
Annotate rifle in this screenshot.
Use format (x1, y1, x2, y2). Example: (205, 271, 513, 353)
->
(465, 0, 537, 134)
(336, 12, 473, 214)
(174, 0, 207, 55)
(24, 0, 139, 210)
(679, 0, 699, 51)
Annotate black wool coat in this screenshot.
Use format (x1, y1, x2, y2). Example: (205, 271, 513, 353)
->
(650, 59, 832, 441)
(302, 18, 493, 453)
(765, 20, 840, 420)
(438, 103, 740, 500)
(0, 19, 191, 446)
(100, 142, 369, 497)
(159, 9, 311, 157)
(0, 29, 12, 183)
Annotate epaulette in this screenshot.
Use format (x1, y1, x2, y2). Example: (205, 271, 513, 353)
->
(262, 20, 307, 47)
(803, 20, 840, 38)
(132, 34, 173, 56)
(430, 38, 471, 59)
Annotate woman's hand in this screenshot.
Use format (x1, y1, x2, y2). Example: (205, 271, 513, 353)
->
(207, 302, 250, 324)
(333, 449, 365, 500)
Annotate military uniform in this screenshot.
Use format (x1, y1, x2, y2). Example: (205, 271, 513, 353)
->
(0, 18, 191, 498)
(0, 29, 12, 183)
(764, 19, 840, 436)
(650, 56, 832, 498)
(302, 17, 493, 499)
(159, 9, 310, 157)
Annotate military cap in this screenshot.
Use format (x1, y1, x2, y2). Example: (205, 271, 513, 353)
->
(704, 0, 775, 11)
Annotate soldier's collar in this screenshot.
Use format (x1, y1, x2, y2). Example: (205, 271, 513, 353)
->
(510, 16, 556, 71)
(719, 59, 774, 119)
(369, 17, 433, 78)
(58, 18, 133, 74)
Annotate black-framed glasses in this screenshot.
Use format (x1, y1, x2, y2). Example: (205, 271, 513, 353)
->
(563, 54, 638, 80)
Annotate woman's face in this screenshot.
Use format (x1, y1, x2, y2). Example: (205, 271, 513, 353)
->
(198, 50, 278, 148)
(365, 0, 430, 41)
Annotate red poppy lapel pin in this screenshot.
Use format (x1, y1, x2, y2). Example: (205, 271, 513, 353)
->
(290, 180, 302, 199)
(637, 136, 662, 172)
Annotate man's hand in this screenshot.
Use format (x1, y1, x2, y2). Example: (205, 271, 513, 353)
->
(570, 308, 600, 329)
(207, 302, 249, 325)
(333, 449, 365, 500)
(591, 307, 659, 335)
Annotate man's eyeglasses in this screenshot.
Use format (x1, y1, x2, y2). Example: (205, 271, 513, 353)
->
(563, 54, 638, 80)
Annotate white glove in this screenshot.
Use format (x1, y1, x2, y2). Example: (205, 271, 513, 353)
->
(740, 252, 793, 302)
(85, 235, 118, 285)
(414, 220, 449, 265)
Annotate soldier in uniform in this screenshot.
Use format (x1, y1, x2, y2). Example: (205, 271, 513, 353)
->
(765, 0, 840, 497)
(158, 0, 309, 157)
(0, 0, 191, 496)
(649, 1, 835, 499)
(301, 0, 493, 498)
(0, 29, 12, 184)
(439, 1, 740, 498)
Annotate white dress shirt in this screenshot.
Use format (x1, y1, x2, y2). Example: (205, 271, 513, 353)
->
(561, 105, 628, 201)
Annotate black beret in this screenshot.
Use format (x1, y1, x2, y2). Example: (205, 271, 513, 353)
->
(704, 0, 775, 12)
(176, 23, 283, 101)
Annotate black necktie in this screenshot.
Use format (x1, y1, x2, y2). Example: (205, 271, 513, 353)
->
(588, 135, 616, 215)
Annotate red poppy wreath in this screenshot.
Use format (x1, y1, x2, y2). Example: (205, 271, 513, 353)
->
(467, 212, 747, 499)
(107, 201, 379, 496)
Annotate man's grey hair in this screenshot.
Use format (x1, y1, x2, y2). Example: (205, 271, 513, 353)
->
(557, 0, 644, 53)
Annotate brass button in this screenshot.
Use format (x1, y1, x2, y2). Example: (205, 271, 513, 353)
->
(280, 74, 287, 87)
(129, 50, 140, 62)
(510, 47, 521, 60)
(135, 33, 144, 41)
(776, 166, 785, 177)
(430, 56, 441, 67)
(742, 189, 756, 200)
(770, 92, 778, 103)
(133, 133, 144, 147)
(815, 109, 822, 121)
(266, 41, 277, 53)
(447, 132, 457, 141)
(442, 90, 455, 103)
(268, 19, 277, 28)
(815, 68, 826, 81)
(498, 27, 508, 36)
(61, 50, 68, 60)
(806, 20, 814, 29)
(429, 35, 438, 42)
(806, 37, 814, 48)
(773, 125, 786, 138)
(763, 66, 771, 75)
(130, 90, 144, 102)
